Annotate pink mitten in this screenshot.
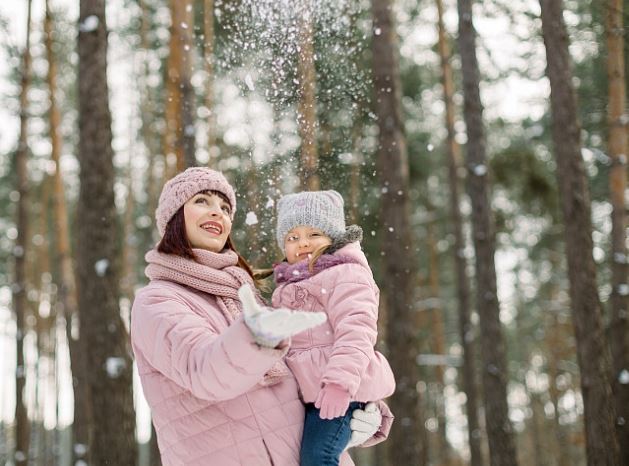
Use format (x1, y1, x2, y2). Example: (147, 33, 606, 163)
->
(314, 383, 351, 420)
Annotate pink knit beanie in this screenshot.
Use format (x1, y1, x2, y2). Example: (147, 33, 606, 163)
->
(155, 167, 237, 236)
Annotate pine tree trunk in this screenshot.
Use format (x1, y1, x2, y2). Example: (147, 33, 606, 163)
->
(538, 0, 620, 464)
(165, 0, 196, 175)
(121, 160, 137, 301)
(138, 0, 162, 255)
(546, 306, 572, 466)
(296, 7, 320, 190)
(435, 0, 483, 463)
(14, 1, 33, 463)
(45, 2, 94, 461)
(456, 1, 518, 465)
(349, 114, 362, 224)
(149, 421, 162, 466)
(605, 0, 629, 461)
(372, 0, 426, 463)
(77, 0, 137, 463)
(204, 0, 217, 160)
(427, 219, 451, 466)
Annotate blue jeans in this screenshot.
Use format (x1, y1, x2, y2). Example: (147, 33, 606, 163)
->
(300, 402, 364, 466)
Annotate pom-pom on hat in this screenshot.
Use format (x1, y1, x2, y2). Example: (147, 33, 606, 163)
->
(276, 190, 362, 252)
(155, 167, 237, 236)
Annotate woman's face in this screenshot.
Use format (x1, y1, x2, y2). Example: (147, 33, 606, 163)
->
(183, 192, 232, 252)
(284, 225, 332, 264)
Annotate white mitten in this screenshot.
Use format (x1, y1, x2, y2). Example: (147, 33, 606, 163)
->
(345, 402, 381, 450)
(238, 284, 327, 348)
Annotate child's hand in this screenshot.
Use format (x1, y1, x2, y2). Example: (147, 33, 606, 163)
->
(314, 383, 351, 419)
(238, 284, 327, 348)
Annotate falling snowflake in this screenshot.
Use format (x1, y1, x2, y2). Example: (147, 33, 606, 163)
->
(473, 164, 487, 176)
(105, 357, 126, 378)
(245, 74, 255, 91)
(79, 15, 99, 32)
(94, 259, 109, 277)
(245, 211, 259, 225)
(74, 444, 88, 456)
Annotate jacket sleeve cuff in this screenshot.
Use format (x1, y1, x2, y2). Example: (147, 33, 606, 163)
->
(359, 400, 394, 448)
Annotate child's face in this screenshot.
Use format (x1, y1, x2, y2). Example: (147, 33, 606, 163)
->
(284, 226, 332, 264)
(184, 192, 232, 252)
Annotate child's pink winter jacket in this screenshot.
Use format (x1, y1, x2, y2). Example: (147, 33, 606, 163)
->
(272, 242, 396, 405)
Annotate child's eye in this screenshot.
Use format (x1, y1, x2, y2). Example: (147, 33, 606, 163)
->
(287, 235, 298, 241)
(195, 197, 208, 204)
(221, 205, 231, 214)
(311, 232, 321, 237)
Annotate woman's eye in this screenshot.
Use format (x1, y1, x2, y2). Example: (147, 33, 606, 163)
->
(195, 197, 208, 204)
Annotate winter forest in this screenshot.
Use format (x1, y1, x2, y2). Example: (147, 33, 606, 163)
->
(0, 0, 628, 464)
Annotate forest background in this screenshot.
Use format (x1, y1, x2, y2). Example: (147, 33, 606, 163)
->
(0, 0, 628, 465)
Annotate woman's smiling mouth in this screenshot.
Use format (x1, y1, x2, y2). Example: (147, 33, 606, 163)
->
(201, 221, 223, 235)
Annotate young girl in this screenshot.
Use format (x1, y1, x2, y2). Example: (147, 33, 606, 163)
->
(271, 190, 396, 466)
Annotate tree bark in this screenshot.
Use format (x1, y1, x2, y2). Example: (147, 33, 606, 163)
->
(547, 308, 572, 466)
(456, 0, 518, 465)
(297, 6, 320, 190)
(149, 421, 162, 466)
(77, 0, 137, 463)
(204, 0, 217, 161)
(427, 219, 451, 466)
(539, 0, 620, 464)
(138, 0, 162, 255)
(13, 1, 33, 463)
(372, 0, 426, 463)
(605, 0, 629, 461)
(166, 0, 197, 175)
(435, 0, 483, 463)
(44, 3, 94, 461)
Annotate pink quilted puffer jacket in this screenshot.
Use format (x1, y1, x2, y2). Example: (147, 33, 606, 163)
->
(131, 280, 307, 466)
(272, 242, 396, 404)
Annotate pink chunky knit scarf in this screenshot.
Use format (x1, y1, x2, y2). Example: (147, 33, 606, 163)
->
(145, 248, 290, 386)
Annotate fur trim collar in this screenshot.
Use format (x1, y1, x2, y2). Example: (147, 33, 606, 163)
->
(274, 252, 360, 285)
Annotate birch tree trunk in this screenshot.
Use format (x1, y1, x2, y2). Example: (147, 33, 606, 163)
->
(539, 0, 620, 464)
(436, 0, 483, 463)
(456, 0, 518, 464)
(605, 0, 629, 460)
(77, 0, 137, 462)
(13, 1, 33, 463)
(372, 0, 426, 463)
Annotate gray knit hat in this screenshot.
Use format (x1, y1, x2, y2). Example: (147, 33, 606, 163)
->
(276, 190, 362, 252)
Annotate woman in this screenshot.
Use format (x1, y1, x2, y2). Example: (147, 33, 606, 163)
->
(131, 167, 392, 466)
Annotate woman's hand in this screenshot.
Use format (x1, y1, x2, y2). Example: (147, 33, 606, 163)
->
(239, 284, 326, 348)
(345, 402, 382, 450)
